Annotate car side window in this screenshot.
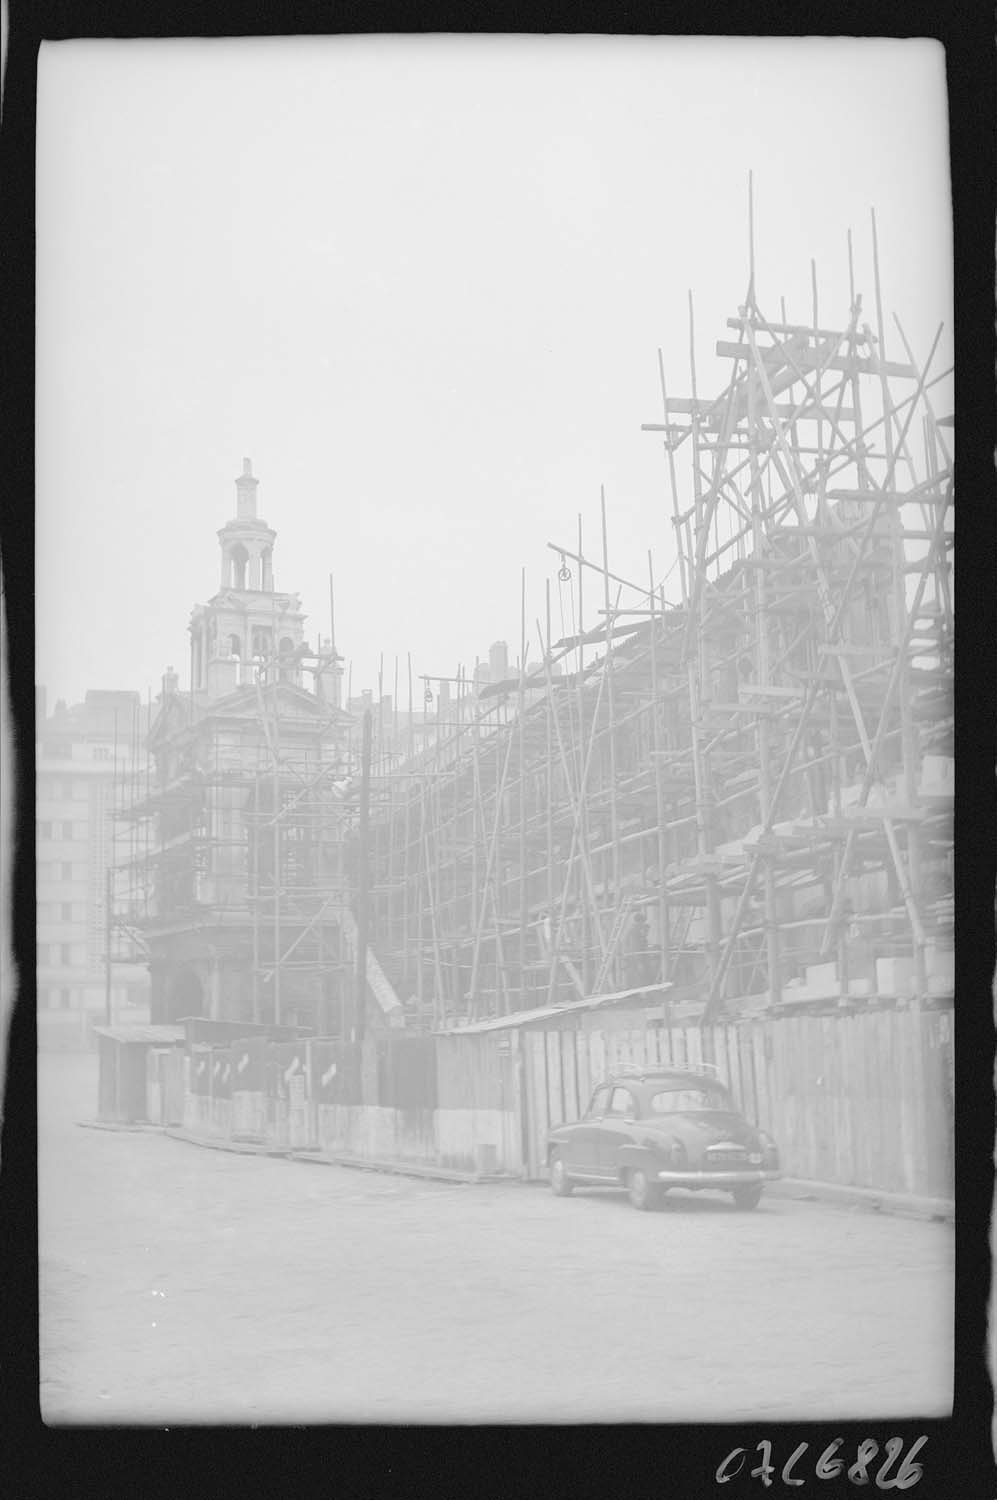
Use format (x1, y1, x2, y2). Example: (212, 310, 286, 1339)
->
(585, 1086, 611, 1119)
(606, 1086, 635, 1118)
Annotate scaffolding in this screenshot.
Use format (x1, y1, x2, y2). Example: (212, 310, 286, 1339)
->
(114, 647, 368, 1030)
(114, 216, 953, 1034)
(356, 220, 953, 1029)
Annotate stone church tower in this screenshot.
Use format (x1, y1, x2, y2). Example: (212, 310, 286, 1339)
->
(187, 458, 321, 702)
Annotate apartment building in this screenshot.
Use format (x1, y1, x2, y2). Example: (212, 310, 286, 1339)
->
(36, 686, 152, 1047)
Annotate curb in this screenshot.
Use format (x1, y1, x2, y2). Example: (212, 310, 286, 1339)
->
(286, 1150, 518, 1186)
(76, 1119, 164, 1134)
(767, 1176, 954, 1223)
(164, 1127, 290, 1158)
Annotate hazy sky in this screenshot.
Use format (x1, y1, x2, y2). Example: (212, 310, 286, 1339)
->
(36, 36, 952, 710)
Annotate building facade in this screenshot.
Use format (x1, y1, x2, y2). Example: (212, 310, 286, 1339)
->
(122, 460, 401, 1034)
(36, 686, 152, 1047)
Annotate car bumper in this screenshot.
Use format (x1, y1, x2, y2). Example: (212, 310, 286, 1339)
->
(654, 1169, 781, 1186)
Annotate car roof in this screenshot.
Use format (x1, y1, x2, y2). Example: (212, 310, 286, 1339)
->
(600, 1065, 729, 1089)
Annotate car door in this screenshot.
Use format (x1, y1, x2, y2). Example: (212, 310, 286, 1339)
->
(566, 1084, 613, 1176)
(598, 1085, 639, 1176)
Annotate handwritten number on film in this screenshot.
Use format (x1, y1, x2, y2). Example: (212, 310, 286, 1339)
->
(716, 1436, 927, 1488)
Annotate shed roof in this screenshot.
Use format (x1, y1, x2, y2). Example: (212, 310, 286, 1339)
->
(438, 981, 672, 1036)
(93, 1025, 185, 1045)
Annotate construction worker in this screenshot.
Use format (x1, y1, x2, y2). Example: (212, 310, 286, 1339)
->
(626, 908, 655, 989)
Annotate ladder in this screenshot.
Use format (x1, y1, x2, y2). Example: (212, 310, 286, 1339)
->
(592, 895, 637, 995)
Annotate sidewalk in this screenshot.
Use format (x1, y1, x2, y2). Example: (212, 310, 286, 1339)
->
(287, 1148, 516, 1185)
(159, 1126, 955, 1219)
(767, 1175, 954, 1223)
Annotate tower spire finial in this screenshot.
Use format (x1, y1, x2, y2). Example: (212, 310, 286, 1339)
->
(236, 457, 259, 520)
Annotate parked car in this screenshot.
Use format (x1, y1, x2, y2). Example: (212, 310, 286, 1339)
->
(546, 1064, 781, 1211)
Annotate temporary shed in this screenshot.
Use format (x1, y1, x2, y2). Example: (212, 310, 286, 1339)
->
(93, 1024, 185, 1124)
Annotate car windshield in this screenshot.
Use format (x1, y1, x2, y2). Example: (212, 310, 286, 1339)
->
(648, 1085, 730, 1114)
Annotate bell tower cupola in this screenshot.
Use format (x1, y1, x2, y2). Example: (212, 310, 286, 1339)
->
(218, 458, 277, 593)
(189, 458, 307, 702)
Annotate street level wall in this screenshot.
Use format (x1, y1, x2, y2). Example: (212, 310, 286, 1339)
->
(167, 1006, 953, 1201)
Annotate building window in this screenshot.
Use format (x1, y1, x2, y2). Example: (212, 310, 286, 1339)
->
(61, 902, 72, 922)
(62, 778, 74, 798)
(61, 944, 72, 966)
(62, 821, 73, 840)
(94, 746, 112, 761)
(62, 862, 72, 881)
(60, 989, 71, 1009)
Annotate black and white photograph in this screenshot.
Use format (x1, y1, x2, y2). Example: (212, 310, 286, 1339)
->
(26, 34, 956, 1431)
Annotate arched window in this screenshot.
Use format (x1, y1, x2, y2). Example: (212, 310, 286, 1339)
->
(252, 627, 271, 660)
(230, 543, 249, 590)
(279, 636, 295, 682)
(229, 634, 241, 658)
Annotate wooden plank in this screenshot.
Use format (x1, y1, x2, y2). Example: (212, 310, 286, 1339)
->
(875, 1010, 897, 1191)
(769, 1017, 788, 1170)
(575, 1031, 593, 1115)
(715, 340, 917, 379)
(922, 1013, 948, 1197)
(736, 1024, 752, 1117)
(752, 1023, 771, 1135)
(725, 1023, 742, 1110)
(784, 1017, 801, 1178)
(843, 1013, 860, 1186)
(528, 1031, 549, 1177)
(741, 1023, 759, 1130)
(562, 1029, 579, 1122)
(641, 396, 857, 422)
(896, 1011, 914, 1193)
(588, 1027, 607, 1088)
(545, 1029, 563, 1129)
(909, 1011, 928, 1196)
(798, 1021, 813, 1179)
(857, 1014, 869, 1188)
(836, 1014, 853, 1186)
(819, 1015, 834, 1184)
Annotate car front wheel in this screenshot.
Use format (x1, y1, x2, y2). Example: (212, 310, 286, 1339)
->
(549, 1151, 574, 1196)
(732, 1183, 763, 1211)
(627, 1167, 662, 1211)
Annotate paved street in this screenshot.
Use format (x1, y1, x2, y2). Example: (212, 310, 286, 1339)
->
(40, 1053, 953, 1425)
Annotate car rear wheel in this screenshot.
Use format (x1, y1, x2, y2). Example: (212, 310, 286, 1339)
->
(549, 1151, 574, 1196)
(627, 1168, 662, 1211)
(732, 1184, 763, 1211)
